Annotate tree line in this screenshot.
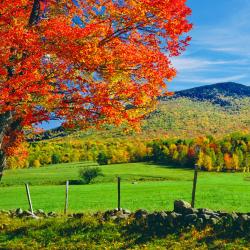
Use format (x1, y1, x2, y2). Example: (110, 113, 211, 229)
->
(6, 133, 250, 172)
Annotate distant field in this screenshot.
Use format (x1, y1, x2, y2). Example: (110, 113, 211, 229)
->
(1, 162, 250, 212)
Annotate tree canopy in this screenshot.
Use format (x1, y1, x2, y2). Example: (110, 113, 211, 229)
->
(0, 0, 192, 178)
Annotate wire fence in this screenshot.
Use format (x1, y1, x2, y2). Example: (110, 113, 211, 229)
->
(1, 170, 250, 214)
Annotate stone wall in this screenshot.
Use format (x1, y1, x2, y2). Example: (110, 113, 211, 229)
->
(1, 200, 250, 235)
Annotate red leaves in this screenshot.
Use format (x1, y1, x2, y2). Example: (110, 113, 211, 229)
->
(0, 0, 192, 155)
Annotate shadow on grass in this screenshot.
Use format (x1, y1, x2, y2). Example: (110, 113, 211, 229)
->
(145, 161, 194, 170)
(122, 222, 250, 249)
(2, 216, 250, 249)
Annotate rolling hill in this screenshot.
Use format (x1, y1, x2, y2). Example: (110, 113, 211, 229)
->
(29, 82, 250, 140)
(144, 82, 250, 137)
(170, 82, 250, 106)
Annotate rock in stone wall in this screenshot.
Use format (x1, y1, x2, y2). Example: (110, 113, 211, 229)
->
(1, 200, 250, 235)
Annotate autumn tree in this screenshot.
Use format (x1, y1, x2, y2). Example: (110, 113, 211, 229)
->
(0, 0, 192, 179)
(224, 153, 232, 170)
(216, 150, 224, 171)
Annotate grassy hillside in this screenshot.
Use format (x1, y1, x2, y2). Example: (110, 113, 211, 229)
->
(1, 162, 250, 212)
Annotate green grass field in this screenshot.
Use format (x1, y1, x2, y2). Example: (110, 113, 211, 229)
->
(1, 162, 250, 212)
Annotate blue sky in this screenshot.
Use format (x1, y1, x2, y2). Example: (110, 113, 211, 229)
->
(168, 0, 250, 91)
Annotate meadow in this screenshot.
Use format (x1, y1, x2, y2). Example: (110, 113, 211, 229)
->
(1, 162, 250, 213)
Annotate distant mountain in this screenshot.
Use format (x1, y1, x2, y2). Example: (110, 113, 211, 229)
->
(27, 126, 69, 142)
(29, 82, 250, 141)
(168, 82, 250, 106)
(143, 82, 250, 137)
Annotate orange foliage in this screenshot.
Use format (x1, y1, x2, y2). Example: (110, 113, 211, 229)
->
(224, 153, 232, 169)
(0, 0, 192, 155)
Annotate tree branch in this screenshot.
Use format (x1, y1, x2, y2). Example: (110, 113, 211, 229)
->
(28, 0, 41, 26)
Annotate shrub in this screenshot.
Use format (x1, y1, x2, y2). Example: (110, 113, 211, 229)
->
(33, 159, 41, 168)
(97, 152, 110, 165)
(79, 167, 104, 184)
(52, 153, 61, 164)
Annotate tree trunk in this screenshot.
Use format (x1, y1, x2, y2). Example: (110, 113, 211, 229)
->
(0, 111, 13, 182)
(0, 150, 6, 182)
(0, 1, 42, 182)
(0, 111, 12, 145)
(0, 111, 23, 181)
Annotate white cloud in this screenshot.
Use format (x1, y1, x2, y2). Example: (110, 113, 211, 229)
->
(191, 3, 250, 57)
(193, 29, 250, 56)
(175, 74, 247, 84)
(171, 57, 249, 72)
(170, 1, 250, 89)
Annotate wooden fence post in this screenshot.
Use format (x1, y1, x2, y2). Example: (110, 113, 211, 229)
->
(191, 164, 198, 208)
(64, 180, 69, 215)
(117, 177, 121, 211)
(25, 183, 34, 214)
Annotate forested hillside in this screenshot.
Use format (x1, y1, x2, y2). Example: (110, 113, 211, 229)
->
(7, 132, 250, 172)
(170, 82, 250, 106)
(144, 82, 250, 137)
(144, 97, 250, 137)
(10, 82, 249, 171)
(29, 82, 250, 141)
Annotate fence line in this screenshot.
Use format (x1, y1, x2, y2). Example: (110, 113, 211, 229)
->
(25, 183, 34, 214)
(64, 180, 69, 214)
(1, 174, 246, 213)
